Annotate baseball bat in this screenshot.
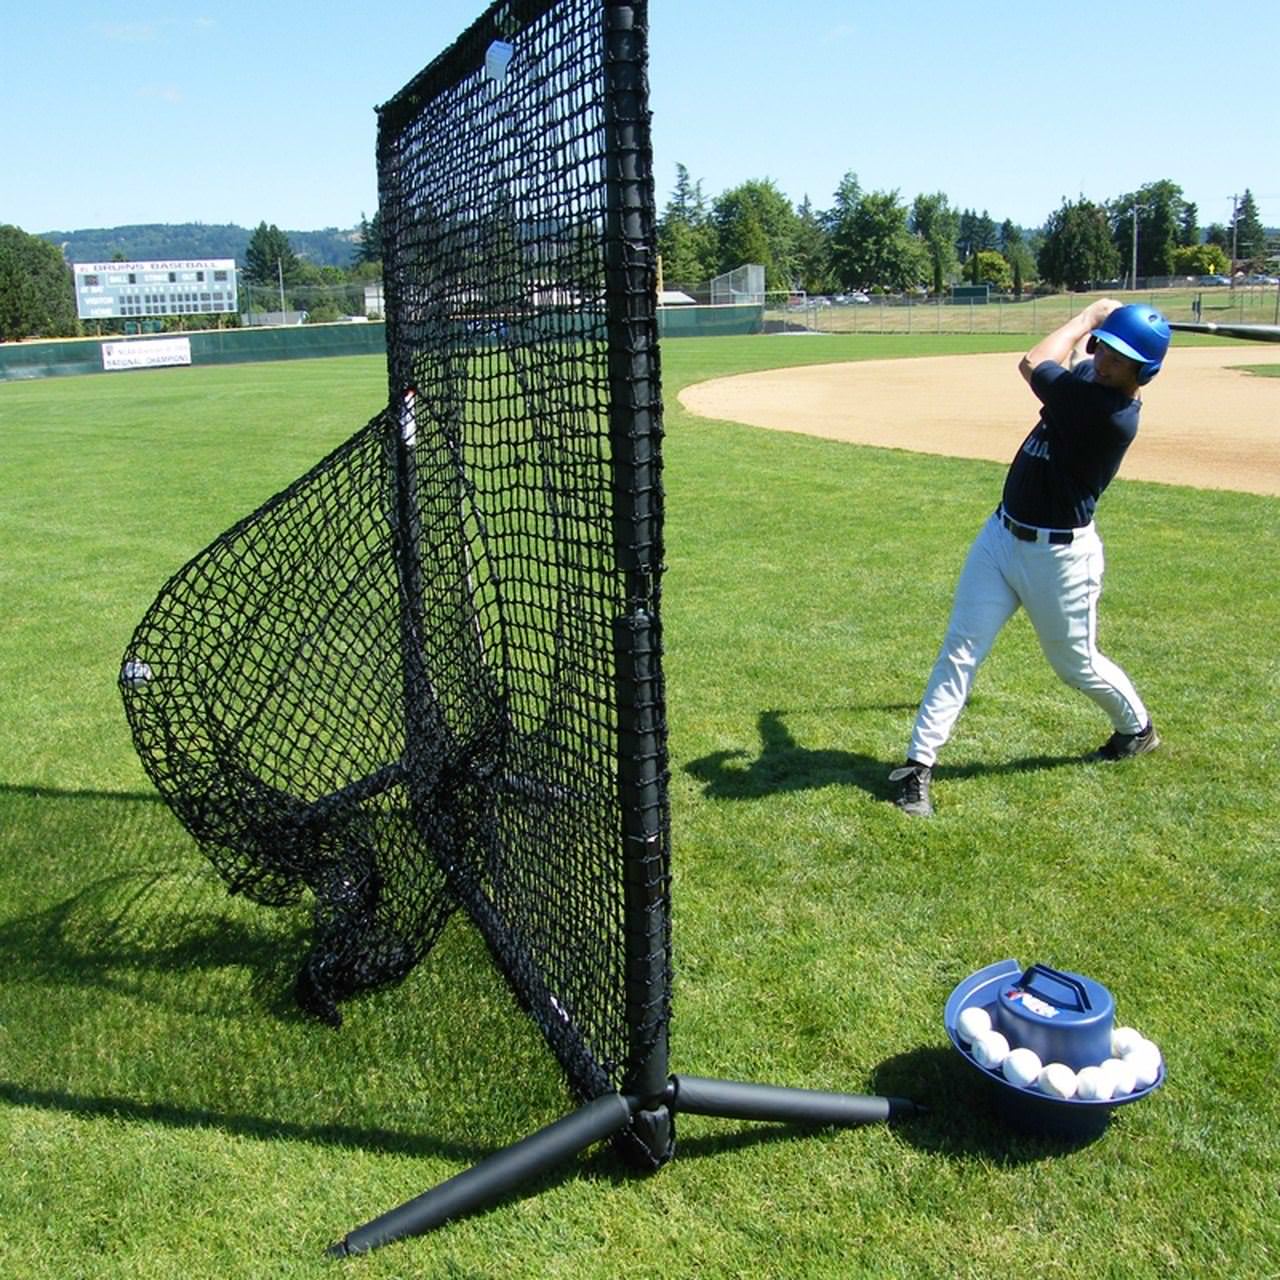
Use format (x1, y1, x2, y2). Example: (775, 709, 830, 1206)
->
(1168, 321, 1280, 343)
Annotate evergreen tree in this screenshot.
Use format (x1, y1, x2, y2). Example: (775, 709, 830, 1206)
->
(244, 222, 301, 286)
(352, 210, 383, 267)
(1234, 190, 1266, 264)
(667, 163, 699, 219)
(793, 195, 834, 294)
(973, 209, 998, 252)
(657, 164, 718, 286)
(1178, 201, 1199, 247)
(1109, 181, 1183, 280)
(1038, 198, 1120, 290)
(824, 172, 863, 286)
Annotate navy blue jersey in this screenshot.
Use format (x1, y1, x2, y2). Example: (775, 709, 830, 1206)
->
(1001, 359, 1140, 528)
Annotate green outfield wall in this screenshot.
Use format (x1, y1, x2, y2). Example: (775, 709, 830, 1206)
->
(0, 322, 388, 381)
(1, 306, 764, 382)
(658, 304, 763, 338)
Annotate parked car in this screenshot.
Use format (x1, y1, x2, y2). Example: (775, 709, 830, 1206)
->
(1197, 274, 1231, 286)
(1244, 273, 1279, 285)
(835, 291, 870, 305)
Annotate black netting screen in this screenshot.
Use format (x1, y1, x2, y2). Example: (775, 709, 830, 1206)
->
(121, 0, 669, 1104)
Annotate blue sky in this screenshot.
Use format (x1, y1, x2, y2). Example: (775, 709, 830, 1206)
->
(3, 1, 1276, 237)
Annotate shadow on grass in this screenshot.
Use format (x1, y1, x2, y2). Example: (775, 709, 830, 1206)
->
(685, 709, 894, 800)
(0, 784, 558, 1178)
(685, 709, 1085, 801)
(1, 781, 322, 1020)
(0, 1081, 496, 1166)
(0, 782, 164, 804)
(0, 852, 315, 1021)
(870, 1047, 1108, 1161)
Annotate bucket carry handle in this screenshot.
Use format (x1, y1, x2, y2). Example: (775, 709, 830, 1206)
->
(1020, 964, 1091, 1011)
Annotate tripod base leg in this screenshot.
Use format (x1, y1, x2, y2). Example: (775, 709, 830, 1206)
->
(326, 1076, 923, 1257)
(670, 1075, 921, 1126)
(328, 1091, 637, 1257)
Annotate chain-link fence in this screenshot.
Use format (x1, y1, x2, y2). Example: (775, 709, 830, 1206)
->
(761, 282, 1280, 337)
(239, 281, 377, 325)
(710, 264, 765, 306)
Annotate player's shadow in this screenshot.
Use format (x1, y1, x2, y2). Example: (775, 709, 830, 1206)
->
(684, 709, 1085, 802)
(684, 709, 896, 801)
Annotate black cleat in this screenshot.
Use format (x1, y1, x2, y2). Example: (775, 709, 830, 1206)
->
(889, 760, 934, 816)
(1092, 721, 1160, 761)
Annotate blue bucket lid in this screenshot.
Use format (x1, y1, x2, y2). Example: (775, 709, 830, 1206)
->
(997, 963, 1112, 1025)
(994, 963, 1114, 1071)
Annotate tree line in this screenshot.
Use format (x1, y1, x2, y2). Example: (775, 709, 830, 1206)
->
(658, 167, 1272, 297)
(41, 222, 361, 270)
(0, 216, 385, 342)
(1, 180, 1273, 343)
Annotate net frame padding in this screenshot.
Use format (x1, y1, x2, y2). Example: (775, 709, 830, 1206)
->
(121, 0, 670, 1106)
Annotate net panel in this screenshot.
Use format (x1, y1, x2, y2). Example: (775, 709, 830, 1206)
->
(121, 0, 670, 1105)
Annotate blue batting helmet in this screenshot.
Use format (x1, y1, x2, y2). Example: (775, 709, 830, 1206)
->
(1090, 304, 1171, 385)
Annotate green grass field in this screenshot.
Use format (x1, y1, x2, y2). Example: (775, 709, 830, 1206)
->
(1, 337, 1276, 1279)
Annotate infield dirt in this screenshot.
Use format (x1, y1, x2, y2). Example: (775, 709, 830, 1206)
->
(678, 346, 1278, 496)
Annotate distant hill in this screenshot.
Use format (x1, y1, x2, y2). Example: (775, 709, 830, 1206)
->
(39, 223, 362, 269)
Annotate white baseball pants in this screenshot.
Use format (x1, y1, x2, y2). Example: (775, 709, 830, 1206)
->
(907, 510, 1149, 767)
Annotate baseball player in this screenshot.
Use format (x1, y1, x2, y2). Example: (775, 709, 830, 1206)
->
(890, 300, 1172, 817)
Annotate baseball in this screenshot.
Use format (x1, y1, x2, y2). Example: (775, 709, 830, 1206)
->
(1101, 1056, 1138, 1096)
(1001, 1046, 1042, 1089)
(956, 1005, 992, 1044)
(1111, 1025, 1144, 1057)
(970, 1029, 1010, 1070)
(120, 658, 153, 688)
(1074, 1065, 1115, 1101)
(1127, 1042, 1162, 1089)
(1037, 1062, 1078, 1099)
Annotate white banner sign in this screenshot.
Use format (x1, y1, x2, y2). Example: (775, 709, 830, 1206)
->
(101, 337, 192, 372)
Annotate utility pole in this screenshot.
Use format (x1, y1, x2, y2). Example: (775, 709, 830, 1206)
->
(1131, 200, 1140, 291)
(1130, 200, 1150, 291)
(277, 258, 287, 321)
(1229, 194, 1239, 283)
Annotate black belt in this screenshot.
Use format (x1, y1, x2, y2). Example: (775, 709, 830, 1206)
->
(998, 508, 1076, 545)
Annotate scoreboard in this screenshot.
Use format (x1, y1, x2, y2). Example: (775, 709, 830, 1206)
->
(73, 259, 239, 321)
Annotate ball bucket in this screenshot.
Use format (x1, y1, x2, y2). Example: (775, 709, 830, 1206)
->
(944, 959, 1165, 1139)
